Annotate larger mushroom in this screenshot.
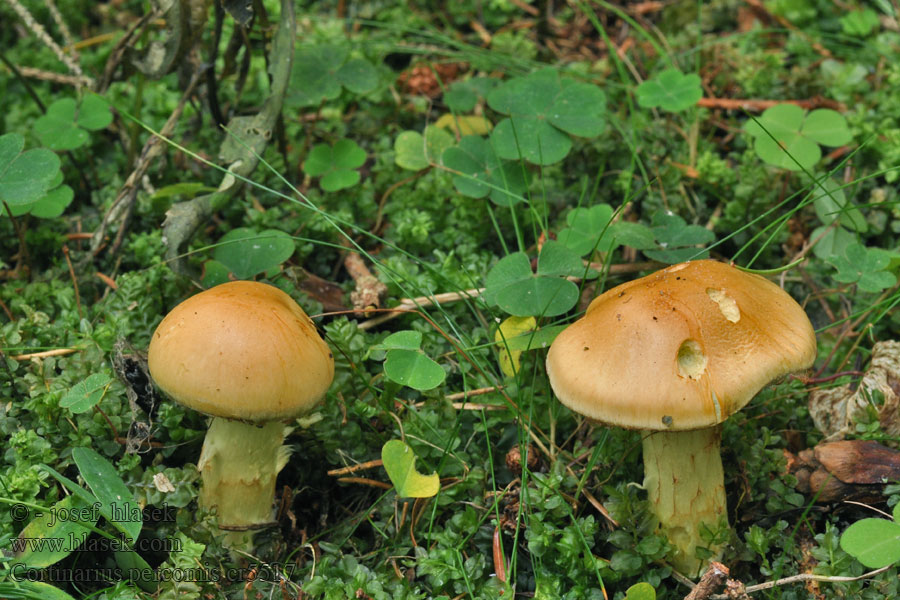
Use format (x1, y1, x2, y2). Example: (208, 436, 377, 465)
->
(148, 281, 334, 545)
(546, 260, 816, 574)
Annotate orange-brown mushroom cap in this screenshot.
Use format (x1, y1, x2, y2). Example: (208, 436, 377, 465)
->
(148, 281, 334, 421)
(546, 260, 816, 430)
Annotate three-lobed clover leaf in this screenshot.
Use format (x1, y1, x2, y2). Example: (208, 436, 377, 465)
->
(372, 330, 446, 391)
(34, 95, 112, 151)
(0, 133, 61, 207)
(827, 243, 897, 293)
(495, 316, 536, 377)
(441, 135, 529, 206)
(286, 45, 378, 108)
(745, 104, 852, 171)
(483, 240, 589, 317)
(394, 126, 455, 171)
(381, 439, 439, 498)
(303, 138, 367, 191)
(6, 170, 74, 219)
(810, 223, 856, 261)
(840, 9, 880, 37)
(59, 373, 114, 414)
(556, 204, 655, 257)
(811, 178, 867, 232)
(444, 77, 499, 112)
(487, 68, 606, 165)
(642, 211, 715, 264)
(636, 69, 702, 113)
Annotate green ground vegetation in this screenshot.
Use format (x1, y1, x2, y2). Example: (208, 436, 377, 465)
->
(2, 0, 900, 598)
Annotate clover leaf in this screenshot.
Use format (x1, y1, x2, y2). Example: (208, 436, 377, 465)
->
(59, 373, 114, 414)
(556, 205, 655, 257)
(303, 138, 366, 191)
(495, 316, 536, 377)
(381, 440, 440, 498)
(441, 135, 529, 206)
(0, 133, 61, 207)
(373, 330, 446, 391)
(557, 205, 617, 256)
(811, 178, 867, 233)
(6, 170, 74, 219)
(444, 77, 498, 112)
(394, 126, 455, 171)
(840, 503, 900, 569)
(286, 45, 378, 107)
(434, 113, 492, 136)
(483, 240, 588, 317)
(745, 104, 852, 171)
(810, 224, 856, 261)
(487, 68, 606, 165)
(827, 243, 897, 293)
(34, 95, 112, 151)
(840, 9, 880, 37)
(213, 227, 295, 278)
(636, 69, 702, 113)
(642, 211, 715, 264)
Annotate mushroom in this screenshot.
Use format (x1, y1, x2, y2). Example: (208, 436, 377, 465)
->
(147, 280, 334, 546)
(546, 260, 816, 574)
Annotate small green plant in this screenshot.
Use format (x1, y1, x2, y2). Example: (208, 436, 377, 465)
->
(0, 132, 69, 218)
(441, 135, 530, 205)
(209, 227, 295, 280)
(33, 95, 112, 151)
(840, 502, 900, 568)
(744, 104, 852, 171)
(2, 448, 151, 594)
(381, 439, 440, 498)
(636, 69, 702, 113)
(483, 240, 590, 317)
(643, 211, 715, 263)
(58, 373, 115, 413)
(394, 125, 454, 171)
(624, 581, 657, 600)
(840, 9, 881, 37)
(371, 330, 446, 391)
(827, 242, 898, 293)
(556, 204, 655, 257)
(444, 76, 499, 112)
(487, 68, 606, 165)
(286, 44, 378, 107)
(303, 138, 367, 191)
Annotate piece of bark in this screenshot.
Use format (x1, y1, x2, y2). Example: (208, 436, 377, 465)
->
(684, 562, 729, 599)
(786, 440, 900, 502)
(284, 266, 347, 313)
(808, 340, 900, 441)
(344, 253, 387, 315)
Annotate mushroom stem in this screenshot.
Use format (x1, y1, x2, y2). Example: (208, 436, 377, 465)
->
(197, 418, 290, 539)
(642, 426, 727, 576)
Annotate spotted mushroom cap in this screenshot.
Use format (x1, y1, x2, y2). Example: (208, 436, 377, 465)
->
(148, 281, 334, 421)
(545, 260, 816, 431)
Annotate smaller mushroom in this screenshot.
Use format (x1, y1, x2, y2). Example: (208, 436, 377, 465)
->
(148, 281, 334, 547)
(546, 260, 816, 574)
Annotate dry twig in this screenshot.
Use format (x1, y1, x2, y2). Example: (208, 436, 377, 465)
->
(5, 0, 92, 86)
(685, 562, 729, 600)
(344, 253, 388, 315)
(91, 70, 202, 257)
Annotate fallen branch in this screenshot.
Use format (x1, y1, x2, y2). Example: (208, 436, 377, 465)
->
(706, 565, 891, 598)
(327, 459, 384, 477)
(698, 97, 846, 112)
(9, 348, 79, 360)
(344, 253, 388, 315)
